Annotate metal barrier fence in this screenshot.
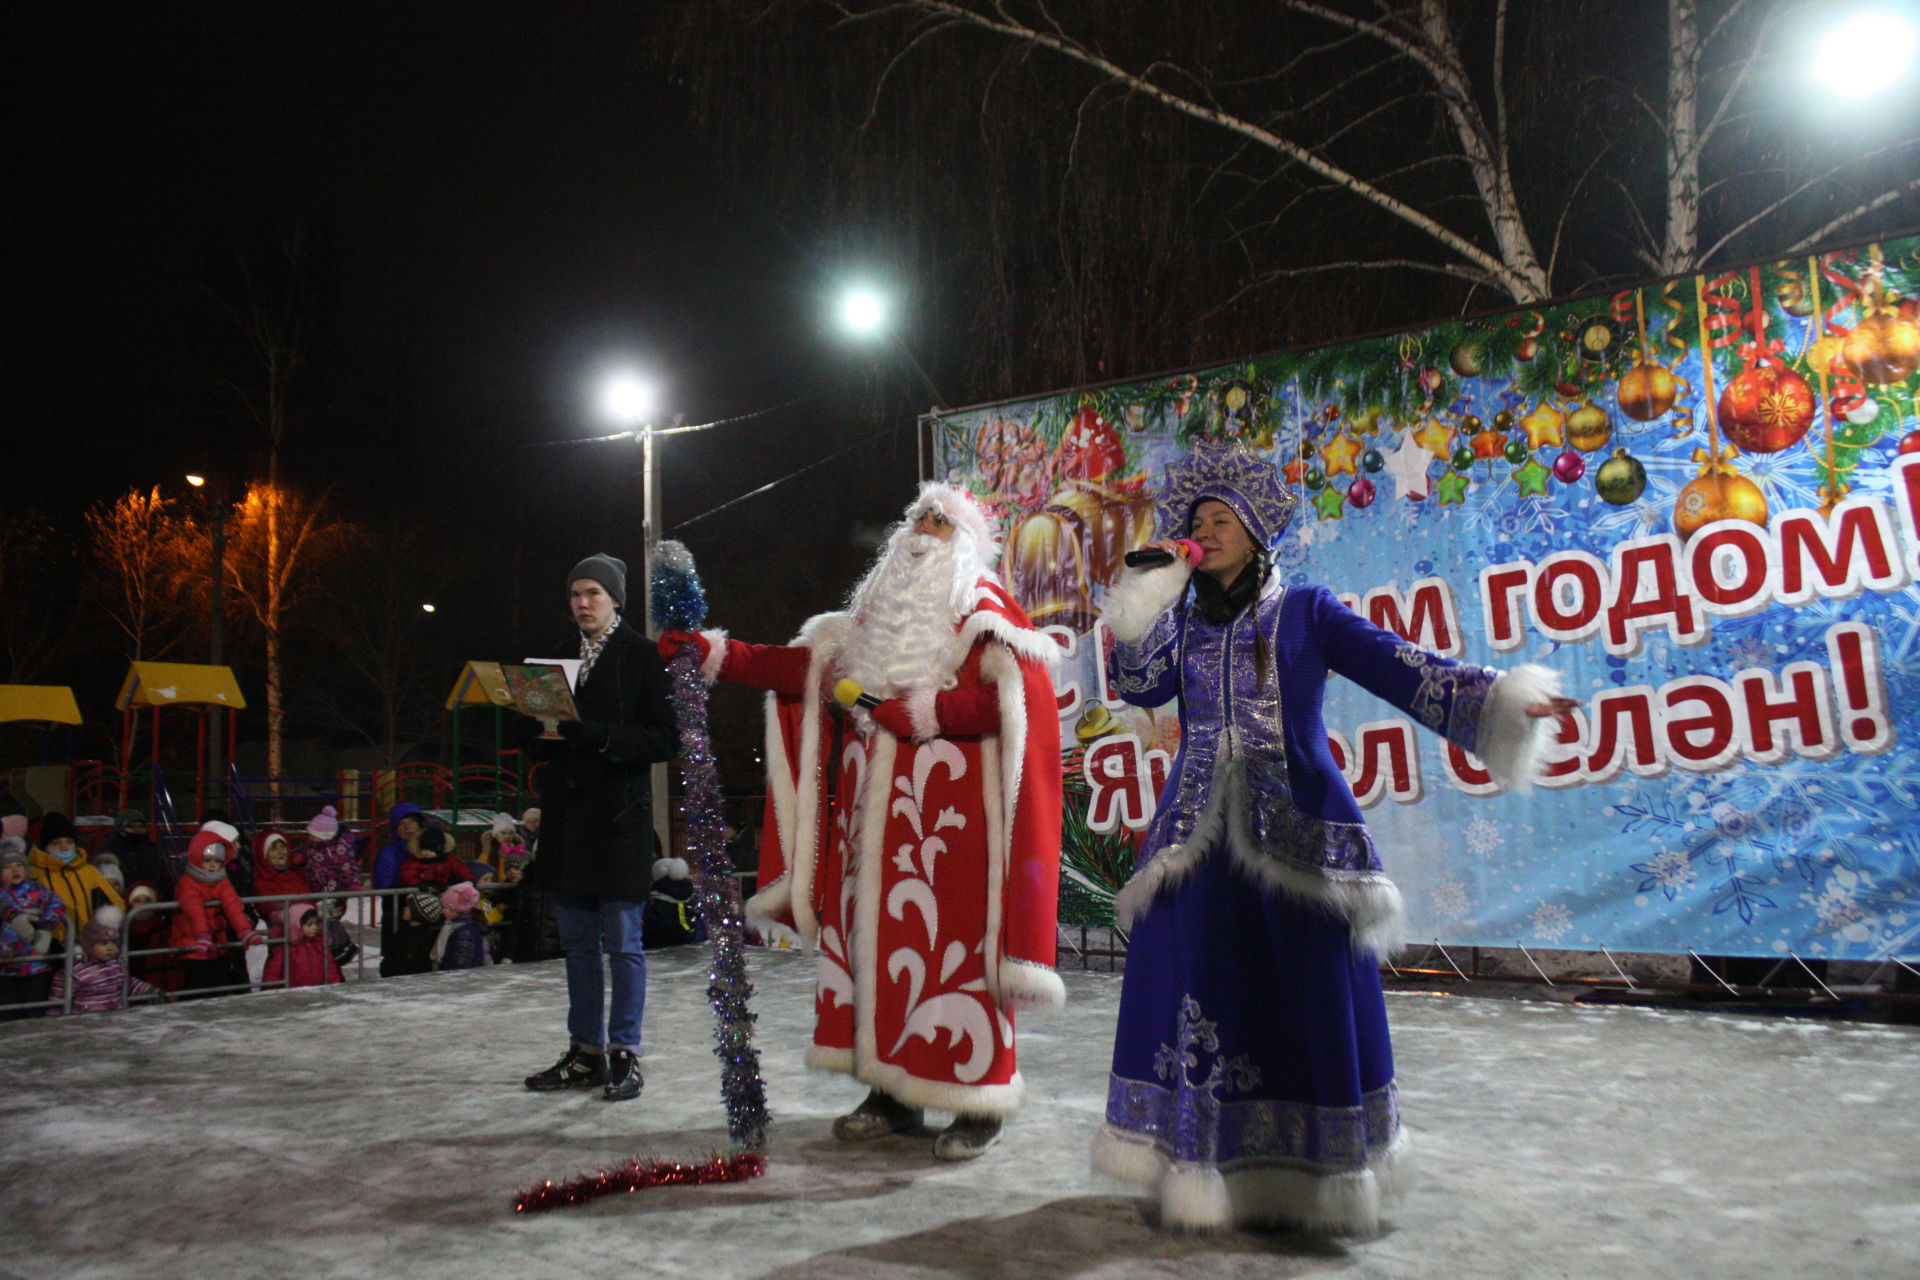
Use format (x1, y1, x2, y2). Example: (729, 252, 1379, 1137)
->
(2, 886, 466, 1016)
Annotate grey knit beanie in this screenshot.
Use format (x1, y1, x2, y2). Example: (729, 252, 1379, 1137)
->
(566, 554, 627, 608)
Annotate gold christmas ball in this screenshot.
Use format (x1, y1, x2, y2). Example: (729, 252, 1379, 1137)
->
(1566, 403, 1613, 452)
(1842, 311, 1920, 387)
(1617, 362, 1678, 421)
(1674, 469, 1768, 539)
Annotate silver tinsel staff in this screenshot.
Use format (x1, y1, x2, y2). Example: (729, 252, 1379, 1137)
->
(650, 539, 769, 1150)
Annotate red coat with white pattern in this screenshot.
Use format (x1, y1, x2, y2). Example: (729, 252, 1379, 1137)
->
(721, 577, 1064, 1116)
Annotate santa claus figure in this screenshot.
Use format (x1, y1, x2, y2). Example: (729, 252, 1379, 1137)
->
(662, 482, 1064, 1160)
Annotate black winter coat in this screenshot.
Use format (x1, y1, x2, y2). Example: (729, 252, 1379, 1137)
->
(528, 621, 677, 900)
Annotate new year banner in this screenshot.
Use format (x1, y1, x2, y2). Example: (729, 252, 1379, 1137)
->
(932, 236, 1920, 961)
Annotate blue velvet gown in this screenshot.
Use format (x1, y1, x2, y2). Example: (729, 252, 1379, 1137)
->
(1093, 575, 1503, 1234)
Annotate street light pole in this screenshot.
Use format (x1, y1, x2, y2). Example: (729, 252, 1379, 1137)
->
(187, 474, 228, 806)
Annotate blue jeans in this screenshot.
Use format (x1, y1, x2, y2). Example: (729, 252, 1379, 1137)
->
(552, 893, 647, 1052)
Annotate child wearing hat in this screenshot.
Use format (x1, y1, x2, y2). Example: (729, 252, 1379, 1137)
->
(431, 882, 492, 970)
(28, 811, 123, 938)
(249, 831, 310, 929)
(1, 836, 67, 1019)
(382, 827, 474, 977)
(262, 902, 343, 989)
(169, 822, 266, 997)
(48, 907, 158, 1015)
(299, 805, 364, 968)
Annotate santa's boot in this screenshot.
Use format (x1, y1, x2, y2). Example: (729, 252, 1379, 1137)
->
(932, 1113, 1003, 1161)
(832, 1088, 924, 1140)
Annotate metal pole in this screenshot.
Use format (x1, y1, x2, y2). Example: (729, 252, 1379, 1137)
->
(643, 422, 670, 856)
(208, 493, 226, 807)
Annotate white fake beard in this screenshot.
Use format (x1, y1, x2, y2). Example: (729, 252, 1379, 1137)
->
(838, 530, 977, 697)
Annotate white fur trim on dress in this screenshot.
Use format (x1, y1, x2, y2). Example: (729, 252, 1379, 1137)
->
(1112, 732, 1407, 959)
(696, 629, 728, 683)
(1475, 663, 1563, 794)
(905, 687, 940, 742)
(1101, 560, 1194, 646)
(1090, 1123, 1409, 1235)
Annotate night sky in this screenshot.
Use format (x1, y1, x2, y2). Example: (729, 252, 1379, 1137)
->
(12, 4, 929, 767)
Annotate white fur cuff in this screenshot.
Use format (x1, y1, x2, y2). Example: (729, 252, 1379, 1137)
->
(997, 958, 1067, 1013)
(1101, 559, 1193, 646)
(697, 629, 729, 682)
(905, 687, 940, 742)
(1476, 663, 1563, 793)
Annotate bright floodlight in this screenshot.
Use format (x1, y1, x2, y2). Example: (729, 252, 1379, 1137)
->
(421, 603, 436, 614)
(1815, 11, 1917, 97)
(841, 288, 886, 335)
(185, 474, 206, 487)
(599, 373, 659, 426)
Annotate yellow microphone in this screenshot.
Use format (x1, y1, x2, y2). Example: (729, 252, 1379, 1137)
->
(832, 678, 883, 710)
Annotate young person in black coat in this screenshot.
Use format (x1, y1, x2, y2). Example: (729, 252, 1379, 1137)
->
(520, 553, 677, 1102)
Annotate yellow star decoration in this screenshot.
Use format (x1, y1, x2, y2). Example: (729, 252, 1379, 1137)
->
(1319, 432, 1363, 477)
(1411, 417, 1453, 457)
(1520, 403, 1566, 451)
(1312, 486, 1347, 520)
(1436, 469, 1470, 505)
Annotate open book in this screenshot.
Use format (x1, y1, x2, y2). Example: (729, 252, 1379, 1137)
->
(467, 661, 580, 731)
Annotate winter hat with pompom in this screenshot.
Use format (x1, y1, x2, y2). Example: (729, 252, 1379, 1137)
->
(440, 882, 482, 914)
(306, 805, 340, 840)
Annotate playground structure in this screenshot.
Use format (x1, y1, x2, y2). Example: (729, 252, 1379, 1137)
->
(3, 662, 535, 859)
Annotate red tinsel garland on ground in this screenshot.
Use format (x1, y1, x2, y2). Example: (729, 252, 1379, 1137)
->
(513, 1152, 767, 1213)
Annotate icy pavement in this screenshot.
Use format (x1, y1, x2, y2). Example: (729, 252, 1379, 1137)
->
(4, 947, 1917, 1280)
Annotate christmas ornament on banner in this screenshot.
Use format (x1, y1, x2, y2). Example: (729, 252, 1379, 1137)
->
(1611, 284, 1694, 435)
(1712, 266, 1816, 455)
(1674, 445, 1769, 536)
(1675, 272, 1770, 539)
(1596, 448, 1648, 505)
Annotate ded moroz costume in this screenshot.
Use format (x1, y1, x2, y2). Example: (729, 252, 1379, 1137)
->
(1091, 442, 1560, 1234)
(677, 482, 1065, 1159)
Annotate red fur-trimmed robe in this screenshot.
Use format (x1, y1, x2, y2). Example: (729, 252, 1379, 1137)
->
(711, 577, 1065, 1115)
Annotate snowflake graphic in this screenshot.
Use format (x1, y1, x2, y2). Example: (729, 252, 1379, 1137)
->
(1429, 878, 1471, 921)
(1630, 847, 1697, 900)
(1530, 900, 1574, 943)
(1722, 635, 1777, 672)
(1463, 815, 1504, 857)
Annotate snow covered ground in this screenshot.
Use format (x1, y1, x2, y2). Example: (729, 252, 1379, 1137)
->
(4, 946, 1916, 1280)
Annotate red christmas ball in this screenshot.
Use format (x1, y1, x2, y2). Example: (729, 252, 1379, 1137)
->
(1552, 450, 1586, 483)
(1898, 430, 1920, 456)
(1346, 476, 1377, 509)
(1717, 363, 1815, 454)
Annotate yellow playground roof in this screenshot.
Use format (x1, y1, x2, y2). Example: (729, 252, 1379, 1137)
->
(114, 663, 247, 711)
(445, 661, 512, 711)
(0, 685, 83, 726)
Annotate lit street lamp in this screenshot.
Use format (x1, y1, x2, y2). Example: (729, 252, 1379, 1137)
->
(1813, 10, 1917, 98)
(834, 282, 950, 410)
(184, 473, 227, 803)
(594, 369, 670, 854)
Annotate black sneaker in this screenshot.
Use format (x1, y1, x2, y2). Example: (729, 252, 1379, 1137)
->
(602, 1048, 644, 1102)
(524, 1047, 606, 1092)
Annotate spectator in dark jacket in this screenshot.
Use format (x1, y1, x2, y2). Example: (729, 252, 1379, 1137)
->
(432, 882, 492, 970)
(520, 554, 676, 1103)
(101, 810, 174, 896)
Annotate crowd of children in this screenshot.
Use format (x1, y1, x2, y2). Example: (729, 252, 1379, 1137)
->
(0, 804, 573, 1019)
